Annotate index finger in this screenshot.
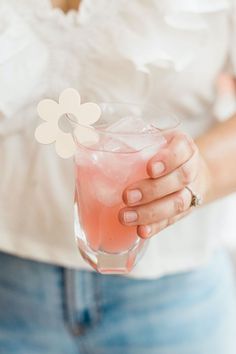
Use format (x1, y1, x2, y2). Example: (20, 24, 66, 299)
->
(147, 131, 196, 179)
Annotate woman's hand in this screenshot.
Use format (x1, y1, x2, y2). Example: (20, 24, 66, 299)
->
(119, 131, 212, 239)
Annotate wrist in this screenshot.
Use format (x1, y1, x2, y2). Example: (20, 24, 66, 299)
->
(198, 156, 215, 204)
(193, 131, 215, 204)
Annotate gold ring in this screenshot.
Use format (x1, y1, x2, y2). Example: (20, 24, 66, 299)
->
(185, 186, 203, 207)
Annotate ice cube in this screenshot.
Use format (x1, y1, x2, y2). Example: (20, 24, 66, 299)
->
(106, 116, 165, 151)
(107, 116, 147, 134)
(101, 151, 135, 184)
(102, 137, 134, 153)
(93, 174, 122, 207)
(140, 139, 166, 160)
(75, 146, 99, 166)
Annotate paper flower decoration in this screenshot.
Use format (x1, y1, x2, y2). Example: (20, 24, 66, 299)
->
(35, 88, 101, 158)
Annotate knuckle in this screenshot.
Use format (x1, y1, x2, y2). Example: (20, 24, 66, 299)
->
(167, 217, 175, 226)
(143, 181, 157, 200)
(174, 190, 189, 213)
(151, 224, 160, 235)
(152, 220, 168, 234)
(174, 131, 187, 140)
(178, 132, 194, 146)
(149, 205, 157, 222)
(138, 205, 153, 224)
(174, 132, 190, 147)
(178, 162, 194, 185)
(174, 195, 185, 213)
(151, 179, 162, 199)
(172, 133, 194, 160)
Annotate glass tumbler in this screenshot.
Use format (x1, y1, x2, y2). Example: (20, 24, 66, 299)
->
(73, 103, 179, 274)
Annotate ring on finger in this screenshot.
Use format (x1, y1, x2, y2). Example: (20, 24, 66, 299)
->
(185, 186, 203, 208)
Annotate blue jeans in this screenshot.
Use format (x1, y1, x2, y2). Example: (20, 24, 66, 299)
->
(0, 251, 236, 354)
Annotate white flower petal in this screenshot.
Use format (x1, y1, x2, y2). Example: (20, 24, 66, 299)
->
(74, 125, 99, 145)
(37, 99, 60, 122)
(55, 132, 76, 159)
(35, 122, 59, 144)
(77, 102, 102, 125)
(59, 88, 81, 118)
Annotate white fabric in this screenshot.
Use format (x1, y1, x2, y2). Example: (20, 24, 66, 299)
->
(0, 0, 236, 278)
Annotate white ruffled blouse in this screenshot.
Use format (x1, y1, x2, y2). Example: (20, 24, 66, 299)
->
(1, 0, 236, 278)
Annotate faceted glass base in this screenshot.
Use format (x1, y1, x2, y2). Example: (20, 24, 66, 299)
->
(74, 204, 148, 274)
(76, 237, 147, 275)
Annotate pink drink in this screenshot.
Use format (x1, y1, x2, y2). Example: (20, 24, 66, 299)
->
(73, 104, 177, 274)
(75, 148, 151, 254)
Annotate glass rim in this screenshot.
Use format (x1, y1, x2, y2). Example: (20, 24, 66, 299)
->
(68, 101, 181, 138)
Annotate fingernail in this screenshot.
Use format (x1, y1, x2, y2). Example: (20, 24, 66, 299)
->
(139, 225, 152, 238)
(151, 161, 165, 177)
(124, 211, 138, 223)
(127, 189, 142, 204)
